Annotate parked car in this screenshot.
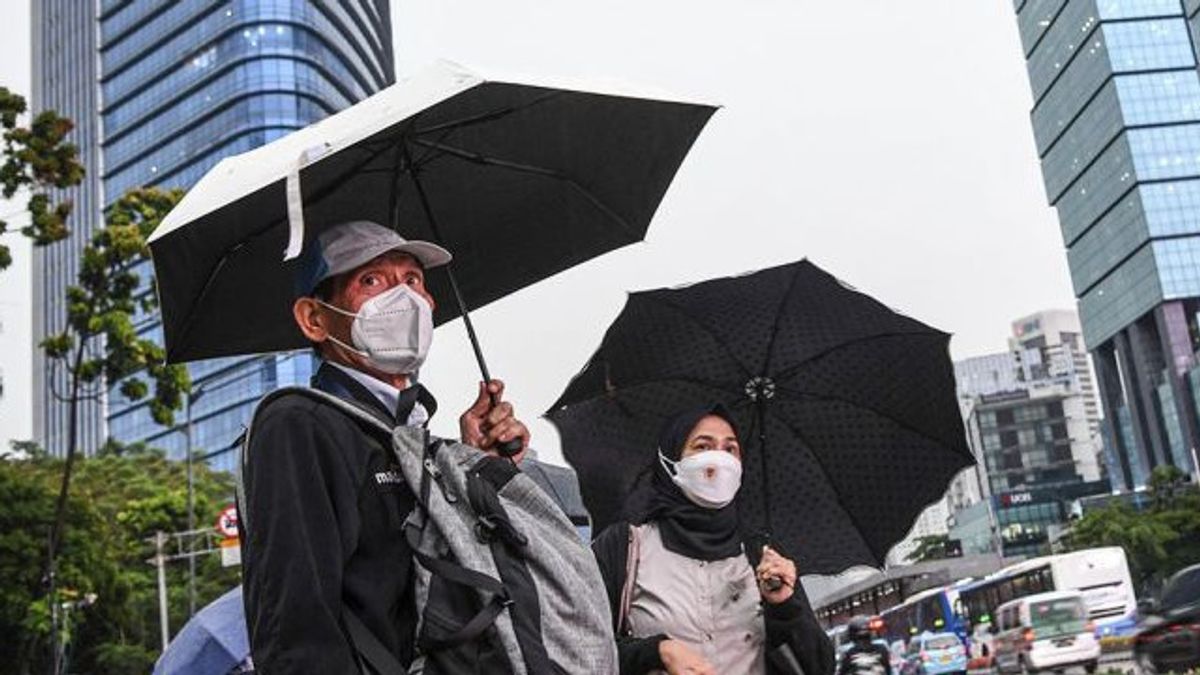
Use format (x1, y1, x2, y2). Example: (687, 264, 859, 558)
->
(992, 591, 1100, 674)
(1134, 563, 1200, 675)
(900, 632, 968, 675)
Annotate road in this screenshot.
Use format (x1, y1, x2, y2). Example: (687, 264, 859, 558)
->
(968, 651, 1136, 675)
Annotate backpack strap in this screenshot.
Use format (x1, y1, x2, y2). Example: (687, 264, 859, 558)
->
(237, 386, 393, 536)
(344, 610, 407, 675)
(402, 522, 513, 652)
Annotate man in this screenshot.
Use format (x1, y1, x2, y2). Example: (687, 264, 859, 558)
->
(241, 220, 531, 673)
(837, 616, 891, 675)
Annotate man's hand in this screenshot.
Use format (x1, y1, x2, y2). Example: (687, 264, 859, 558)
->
(659, 640, 716, 675)
(757, 545, 798, 605)
(459, 379, 530, 462)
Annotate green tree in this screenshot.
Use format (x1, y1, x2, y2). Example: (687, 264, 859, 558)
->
(1065, 465, 1200, 589)
(39, 186, 192, 672)
(0, 86, 84, 269)
(906, 534, 952, 563)
(1, 446, 240, 674)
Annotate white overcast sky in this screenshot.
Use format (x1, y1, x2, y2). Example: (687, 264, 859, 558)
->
(0, 1, 1077, 461)
(393, 0, 1075, 461)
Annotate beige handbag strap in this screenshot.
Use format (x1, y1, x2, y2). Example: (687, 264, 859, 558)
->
(617, 523, 641, 636)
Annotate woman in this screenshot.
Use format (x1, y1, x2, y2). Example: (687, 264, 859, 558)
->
(592, 405, 835, 675)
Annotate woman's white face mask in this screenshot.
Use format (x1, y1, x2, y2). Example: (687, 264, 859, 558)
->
(659, 449, 743, 509)
(317, 284, 433, 375)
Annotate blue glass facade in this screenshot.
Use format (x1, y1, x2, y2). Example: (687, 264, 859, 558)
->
(31, 1, 107, 457)
(1016, 0, 1200, 489)
(34, 0, 393, 461)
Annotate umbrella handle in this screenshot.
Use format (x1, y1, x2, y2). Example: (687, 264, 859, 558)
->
(495, 437, 523, 458)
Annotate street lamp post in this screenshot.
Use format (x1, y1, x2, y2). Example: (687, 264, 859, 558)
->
(182, 354, 299, 618)
(185, 390, 197, 617)
(155, 531, 170, 651)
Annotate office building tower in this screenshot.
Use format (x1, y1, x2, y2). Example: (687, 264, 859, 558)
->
(33, 1, 394, 466)
(1014, 0, 1200, 489)
(31, 0, 107, 457)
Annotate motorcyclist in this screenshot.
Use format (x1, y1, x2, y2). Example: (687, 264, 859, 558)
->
(837, 616, 892, 675)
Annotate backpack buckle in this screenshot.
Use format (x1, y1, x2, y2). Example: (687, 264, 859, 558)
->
(475, 514, 529, 548)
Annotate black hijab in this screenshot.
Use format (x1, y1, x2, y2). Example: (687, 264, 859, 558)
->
(633, 404, 744, 562)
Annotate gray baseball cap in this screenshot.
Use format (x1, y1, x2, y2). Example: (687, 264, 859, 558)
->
(296, 220, 452, 295)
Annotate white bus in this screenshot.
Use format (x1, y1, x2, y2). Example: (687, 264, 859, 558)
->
(958, 547, 1137, 638)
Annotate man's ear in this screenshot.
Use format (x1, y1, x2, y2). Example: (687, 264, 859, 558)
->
(293, 297, 329, 343)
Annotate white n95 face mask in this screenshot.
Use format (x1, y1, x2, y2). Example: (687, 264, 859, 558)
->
(659, 449, 743, 509)
(318, 284, 433, 375)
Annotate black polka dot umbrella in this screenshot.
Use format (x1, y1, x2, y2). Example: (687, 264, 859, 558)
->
(546, 260, 974, 574)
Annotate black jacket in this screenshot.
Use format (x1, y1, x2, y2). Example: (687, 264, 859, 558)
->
(591, 522, 835, 675)
(241, 363, 435, 674)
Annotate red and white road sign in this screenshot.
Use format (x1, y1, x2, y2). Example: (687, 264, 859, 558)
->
(215, 504, 239, 538)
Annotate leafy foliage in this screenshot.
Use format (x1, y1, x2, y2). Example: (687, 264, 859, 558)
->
(37, 186, 194, 674)
(905, 533, 953, 563)
(0, 87, 84, 269)
(43, 186, 191, 427)
(1, 446, 241, 674)
(1065, 466, 1200, 590)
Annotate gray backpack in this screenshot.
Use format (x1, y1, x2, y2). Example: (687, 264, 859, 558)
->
(238, 387, 617, 675)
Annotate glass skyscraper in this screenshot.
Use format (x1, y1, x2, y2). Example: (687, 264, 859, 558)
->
(1014, 0, 1200, 490)
(33, 1, 394, 467)
(32, 1, 107, 458)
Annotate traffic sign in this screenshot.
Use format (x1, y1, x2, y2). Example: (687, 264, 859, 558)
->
(215, 505, 239, 538)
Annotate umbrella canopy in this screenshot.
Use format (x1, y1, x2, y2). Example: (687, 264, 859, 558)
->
(153, 585, 249, 675)
(148, 61, 716, 363)
(546, 260, 974, 574)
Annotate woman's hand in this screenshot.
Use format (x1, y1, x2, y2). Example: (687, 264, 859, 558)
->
(756, 545, 798, 605)
(659, 639, 716, 675)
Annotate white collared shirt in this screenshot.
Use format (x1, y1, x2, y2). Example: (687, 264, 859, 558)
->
(328, 361, 429, 427)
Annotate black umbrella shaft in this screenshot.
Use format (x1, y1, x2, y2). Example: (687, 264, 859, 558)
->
(756, 399, 773, 536)
(399, 141, 523, 458)
(401, 147, 494, 385)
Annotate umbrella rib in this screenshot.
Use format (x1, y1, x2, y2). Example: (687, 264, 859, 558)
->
(408, 137, 642, 241)
(759, 406, 888, 566)
(639, 294, 756, 379)
(168, 142, 396, 358)
(774, 385, 971, 459)
(771, 330, 947, 382)
(411, 92, 564, 136)
(760, 263, 809, 375)
(550, 374, 740, 413)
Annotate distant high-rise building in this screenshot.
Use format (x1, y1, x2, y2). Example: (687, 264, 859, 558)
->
(953, 310, 1109, 557)
(1013, 0, 1200, 490)
(31, 0, 106, 457)
(32, 1, 394, 465)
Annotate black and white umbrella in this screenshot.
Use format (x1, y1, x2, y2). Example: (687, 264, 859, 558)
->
(148, 60, 716, 390)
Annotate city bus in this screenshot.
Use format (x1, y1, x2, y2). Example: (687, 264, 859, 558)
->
(958, 547, 1137, 638)
(879, 582, 974, 646)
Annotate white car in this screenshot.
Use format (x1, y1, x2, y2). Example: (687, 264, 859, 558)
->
(992, 591, 1100, 674)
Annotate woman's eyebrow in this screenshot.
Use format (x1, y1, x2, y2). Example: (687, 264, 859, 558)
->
(690, 434, 740, 443)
